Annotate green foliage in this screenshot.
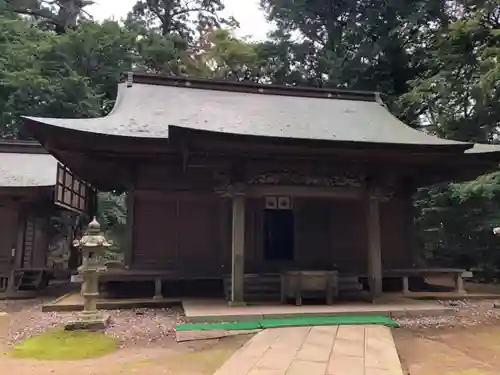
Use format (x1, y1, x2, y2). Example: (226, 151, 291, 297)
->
(126, 0, 230, 40)
(399, 5, 500, 141)
(184, 28, 262, 80)
(96, 192, 127, 258)
(399, 2, 500, 279)
(415, 181, 500, 281)
(452, 172, 500, 202)
(5, 0, 95, 34)
(0, 14, 104, 138)
(10, 328, 117, 360)
(49, 20, 137, 101)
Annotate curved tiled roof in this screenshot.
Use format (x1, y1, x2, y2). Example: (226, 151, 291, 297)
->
(23, 73, 474, 149)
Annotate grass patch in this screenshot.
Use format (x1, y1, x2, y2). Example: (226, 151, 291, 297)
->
(10, 328, 117, 361)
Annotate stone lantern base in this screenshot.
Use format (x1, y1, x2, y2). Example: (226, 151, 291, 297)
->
(64, 311, 110, 331)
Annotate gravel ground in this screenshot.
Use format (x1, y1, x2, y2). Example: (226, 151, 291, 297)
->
(3, 298, 500, 350)
(0, 299, 50, 314)
(0, 300, 185, 349)
(395, 299, 500, 329)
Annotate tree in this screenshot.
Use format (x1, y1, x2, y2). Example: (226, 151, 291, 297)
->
(0, 14, 101, 138)
(4, 0, 95, 34)
(183, 28, 261, 80)
(400, 4, 500, 141)
(402, 1, 500, 278)
(126, 0, 231, 40)
(45, 20, 137, 104)
(97, 192, 127, 259)
(0, 14, 136, 138)
(260, 0, 431, 95)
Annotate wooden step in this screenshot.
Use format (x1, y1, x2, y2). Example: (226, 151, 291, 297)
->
(224, 275, 281, 302)
(13, 270, 49, 292)
(223, 274, 364, 301)
(0, 276, 9, 293)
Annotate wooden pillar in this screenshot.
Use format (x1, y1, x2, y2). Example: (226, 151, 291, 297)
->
(154, 277, 163, 299)
(33, 215, 50, 268)
(230, 191, 246, 306)
(218, 198, 230, 274)
(454, 273, 465, 294)
(367, 193, 383, 300)
(124, 191, 135, 268)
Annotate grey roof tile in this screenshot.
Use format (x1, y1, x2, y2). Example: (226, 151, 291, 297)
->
(24, 79, 469, 146)
(0, 153, 57, 187)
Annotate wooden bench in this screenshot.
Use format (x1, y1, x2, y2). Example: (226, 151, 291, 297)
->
(99, 268, 224, 299)
(384, 268, 469, 295)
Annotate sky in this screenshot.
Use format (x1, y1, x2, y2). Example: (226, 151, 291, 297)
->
(88, 0, 272, 41)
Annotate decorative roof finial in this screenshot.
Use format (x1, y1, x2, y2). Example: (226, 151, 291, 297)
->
(87, 217, 101, 233)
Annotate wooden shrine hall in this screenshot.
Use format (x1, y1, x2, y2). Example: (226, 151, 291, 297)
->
(22, 73, 500, 305)
(0, 141, 66, 296)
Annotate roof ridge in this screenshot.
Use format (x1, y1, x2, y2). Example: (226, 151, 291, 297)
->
(125, 72, 378, 102)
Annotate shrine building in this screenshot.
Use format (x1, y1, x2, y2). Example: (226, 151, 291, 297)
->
(21, 73, 500, 304)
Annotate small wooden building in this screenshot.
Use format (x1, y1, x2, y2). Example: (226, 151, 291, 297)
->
(0, 141, 62, 294)
(22, 74, 500, 303)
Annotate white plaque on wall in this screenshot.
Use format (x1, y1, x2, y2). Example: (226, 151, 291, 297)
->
(278, 196, 291, 210)
(265, 196, 292, 210)
(265, 196, 278, 209)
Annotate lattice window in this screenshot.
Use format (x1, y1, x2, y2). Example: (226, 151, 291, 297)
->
(55, 164, 95, 214)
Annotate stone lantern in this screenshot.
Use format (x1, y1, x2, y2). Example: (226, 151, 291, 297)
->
(65, 217, 112, 331)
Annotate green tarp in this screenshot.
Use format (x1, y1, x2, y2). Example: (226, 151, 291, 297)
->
(175, 315, 399, 332)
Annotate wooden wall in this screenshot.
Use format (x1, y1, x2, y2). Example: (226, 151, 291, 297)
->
(132, 191, 224, 275)
(25, 215, 50, 268)
(0, 204, 18, 274)
(0, 200, 51, 274)
(129, 192, 416, 276)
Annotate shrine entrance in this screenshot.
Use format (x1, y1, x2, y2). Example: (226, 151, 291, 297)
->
(263, 196, 294, 261)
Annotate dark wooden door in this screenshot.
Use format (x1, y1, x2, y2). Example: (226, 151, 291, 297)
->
(263, 209, 295, 261)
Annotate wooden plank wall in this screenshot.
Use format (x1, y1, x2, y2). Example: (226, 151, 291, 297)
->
(1, 202, 52, 272)
(132, 192, 223, 274)
(129, 192, 416, 276)
(16, 212, 50, 270)
(380, 196, 416, 269)
(0, 204, 17, 274)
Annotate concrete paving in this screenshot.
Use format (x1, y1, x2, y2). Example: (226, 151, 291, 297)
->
(182, 298, 452, 323)
(213, 325, 404, 375)
(41, 292, 180, 312)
